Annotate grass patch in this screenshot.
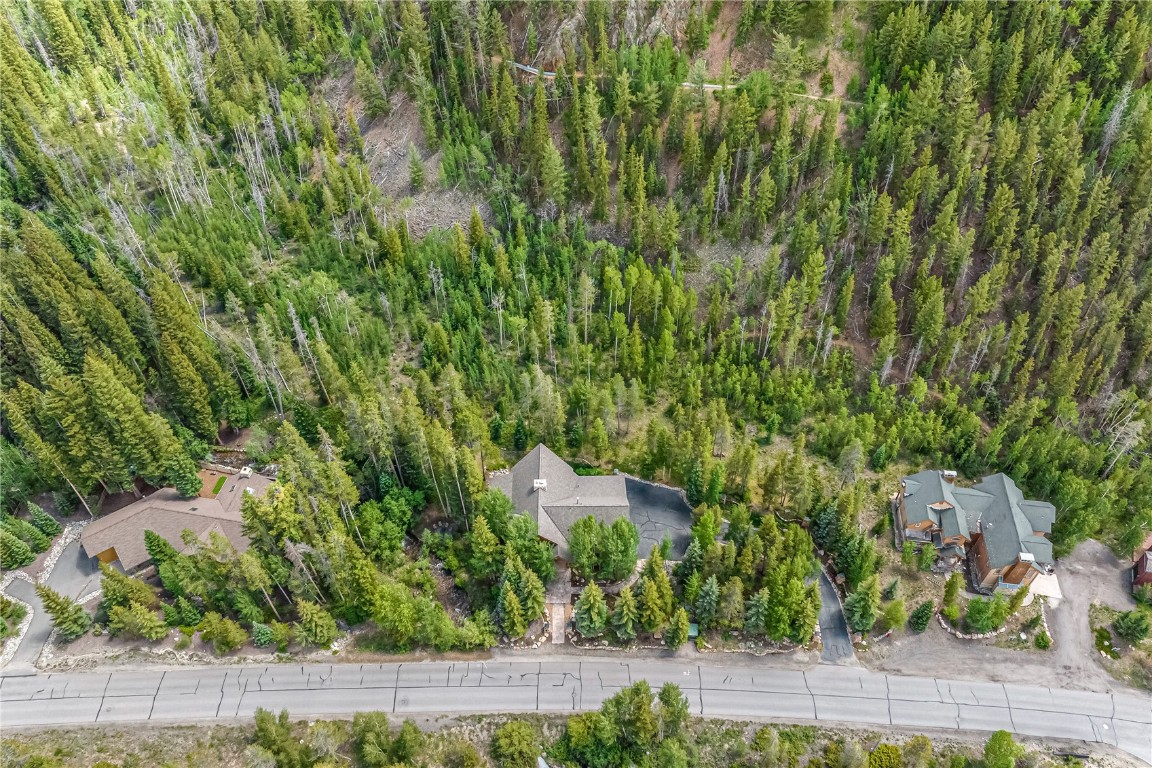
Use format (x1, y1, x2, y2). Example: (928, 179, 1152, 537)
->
(1094, 626, 1120, 659)
(211, 475, 227, 494)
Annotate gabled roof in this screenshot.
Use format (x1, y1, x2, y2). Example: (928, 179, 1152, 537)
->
(488, 444, 629, 557)
(900, 470, 989, 540)
(972, 473, 1054, 571)
(80, 473, 273, 571)
(901, 469, 1055, 573)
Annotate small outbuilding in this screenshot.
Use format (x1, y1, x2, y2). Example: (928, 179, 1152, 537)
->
(80, 467, 272, 571)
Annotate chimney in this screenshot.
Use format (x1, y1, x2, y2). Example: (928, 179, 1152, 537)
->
(942, 470, 957, 484)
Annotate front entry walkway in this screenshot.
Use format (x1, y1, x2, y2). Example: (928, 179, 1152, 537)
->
(546, 564, 573, 645)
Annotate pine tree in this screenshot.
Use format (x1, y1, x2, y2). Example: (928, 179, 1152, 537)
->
(665, 607, 690, 649)
(163, 595, 201, 627)
(611, 586, 639, 642)
(744, 587, 773, 635)
(408, 142, 425, 192)
(38, 0, 86, 73)
(294, 600, 338, 646)
(574, 582, 608, 638)
(100, 562, 157, 611)
(108, 602, 168, 641)
(35, 583, 90, 641)
(499, 581, 527, 637)
(695, 575, 720, 630)
(144, 529, 179, 566)
(27, 503, 61, 537)
(0, 529, 34, 569)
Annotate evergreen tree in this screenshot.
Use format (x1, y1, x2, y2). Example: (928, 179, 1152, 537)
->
(144, 529, 179, 566)
(108, 602, 168, 641)
(695, 575, 720, 630)
(27, 503, 61, 537)
(611, 586, 639, 642)
(0, 529, 35, 569)
(574, 582, 609, 638)
(294, 600, 339, 646)
(665, 607, 690, 649)
(35, 583, 90, 641)
(499, 580, 527, 637)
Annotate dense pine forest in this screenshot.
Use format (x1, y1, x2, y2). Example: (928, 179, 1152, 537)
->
(2, 0, 1152, 651)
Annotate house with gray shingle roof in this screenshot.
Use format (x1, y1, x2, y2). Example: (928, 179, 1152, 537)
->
(488, 444, 629, 561)
(896, 470, 1055, 592)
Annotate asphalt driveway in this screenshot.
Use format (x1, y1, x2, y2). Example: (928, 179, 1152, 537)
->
(2, 540, 101, 674)
(817, 571, 855, 664)
(625, 477, 693, 559)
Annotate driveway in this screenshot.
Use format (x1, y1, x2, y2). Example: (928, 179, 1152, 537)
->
(1, 540, 101, 674)
(864, 539, 1139, 694)
(625, 477, 692, 559)
(1048, 539, 1137, 686)
(817, 571, 855, 664)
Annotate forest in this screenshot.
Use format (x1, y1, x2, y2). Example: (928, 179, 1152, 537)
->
(2, 0, 1151, 651)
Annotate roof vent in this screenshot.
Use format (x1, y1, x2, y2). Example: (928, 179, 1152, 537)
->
(533, 479, 547, 492)
(1019, 552, 1035, 562)
(942, 470, 957, 483)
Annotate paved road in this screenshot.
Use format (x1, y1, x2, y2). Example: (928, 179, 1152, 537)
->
(2, 660, 1148, 762)
(816, 571, 854, 664)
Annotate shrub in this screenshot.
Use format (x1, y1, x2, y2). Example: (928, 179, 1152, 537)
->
(199, 612, 247, 654)
(1034, 631, 1051, 649)
(900, 542, 916, 567)
(908, 601, 933, 632)
(1134, 584, 1152, 606)
(942, 603, 961, 625)
(868, 743, 902, 768)
(917, 545, 936, 571)
(882, 577, 900, 601)
(1114, 611, 1150, 644)
(880, 600, 906, 633)
(251, 622, 274, 647)
(491, 721, 539, 768)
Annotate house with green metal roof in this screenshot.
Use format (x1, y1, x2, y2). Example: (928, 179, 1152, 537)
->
(896, 469, 1055, 592)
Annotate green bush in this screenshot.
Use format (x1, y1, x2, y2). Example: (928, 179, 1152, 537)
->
(868, 743, 902, 768)
(251, 622, 274, 647)
(908, 601, 933, 632)
(491, 721, 539, 768)
(199, 612, 247, 654)
(1114, 611, 1150, 644)
(1034, 631, 1051, 649)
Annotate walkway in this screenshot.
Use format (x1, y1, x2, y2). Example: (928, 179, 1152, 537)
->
(2, 659, 1148, 762)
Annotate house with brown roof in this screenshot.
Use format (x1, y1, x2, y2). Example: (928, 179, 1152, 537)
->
(488, 444, 629, 561)
(896, 469, 1055, 592)
(80, 467, 273, 571)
